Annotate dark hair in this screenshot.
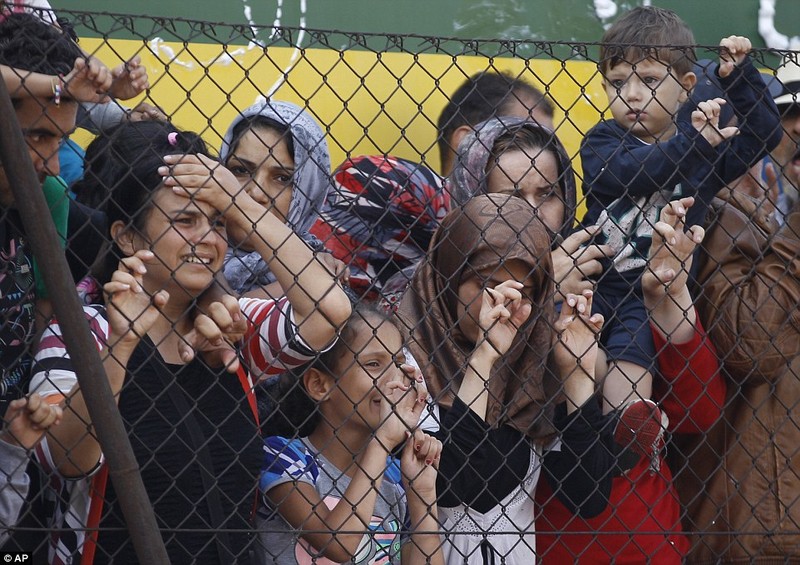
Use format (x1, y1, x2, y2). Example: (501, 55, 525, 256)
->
(226, 115, 295, 163)
(0, 13, 82, 79)
(600, 6, 697, 76)
(489, 122, 566, 198)
(73, 133, 117, 208)
(263, 303, 399, 437)
(437, 71, 553, 163)
(79, 121, 210, 283)
(490, 122, 561, 165)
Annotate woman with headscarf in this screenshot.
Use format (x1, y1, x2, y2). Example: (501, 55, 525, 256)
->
(447, 113, 722, 564)
(310, 154, 450, 305)
(397, 194, 613, 564)
(450, 116, 613, 305)
(220, 99, 335, 296)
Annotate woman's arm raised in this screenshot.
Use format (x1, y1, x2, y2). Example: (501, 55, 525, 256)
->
(161, 154, 352, 351)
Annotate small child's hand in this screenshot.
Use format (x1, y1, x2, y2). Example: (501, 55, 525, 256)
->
(553, 290, 603, 379)
(400, 430, 441, 503)
(642, 197, 705, 297)
(476, 280, 532, 359)
(2, 394, 63, 450)
(375, 365, 427, 450)
(692, 98, 739, 147)
(109, 55, 149, 101)
(104, 250, 169, 348)
(719, 35, 752, 79)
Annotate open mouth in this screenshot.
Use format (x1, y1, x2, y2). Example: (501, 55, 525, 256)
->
(183, 255, 212, 265)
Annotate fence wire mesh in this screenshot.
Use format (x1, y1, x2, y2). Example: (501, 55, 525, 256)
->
(1, 5, 799, 565)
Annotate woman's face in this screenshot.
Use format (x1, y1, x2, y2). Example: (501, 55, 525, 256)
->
(132, 187, 227, 297)
(486, 148, 565, 237)
(225, 125, 295, 224)
(456, 259, 536, 345)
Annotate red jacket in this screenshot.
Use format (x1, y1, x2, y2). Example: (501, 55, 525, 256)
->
(536, 320, 724, 564)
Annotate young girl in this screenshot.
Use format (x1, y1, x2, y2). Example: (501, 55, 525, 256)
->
(258, 304, 444, 564)
(29, 120, 351, 564)
(398, 194, 613, 563)
(220, 100, 334, 296)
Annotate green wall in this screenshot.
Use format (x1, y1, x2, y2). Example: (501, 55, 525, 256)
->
(56, 0, 799, 50)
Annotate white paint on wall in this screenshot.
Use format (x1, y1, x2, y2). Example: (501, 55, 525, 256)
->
(593, 0, 650, 27)
(759, 0, 800, 50)
(148, 0, 308, 77)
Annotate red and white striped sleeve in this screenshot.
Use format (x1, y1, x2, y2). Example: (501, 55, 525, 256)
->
(31, 305, 109, 399)
(238, 296, 329, 377)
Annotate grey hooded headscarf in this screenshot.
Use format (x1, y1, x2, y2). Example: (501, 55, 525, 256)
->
(220, 100, 333, 293)
(449, 116, 576, 244)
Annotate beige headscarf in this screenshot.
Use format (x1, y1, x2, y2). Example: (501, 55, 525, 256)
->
(398, 194, 558, 440)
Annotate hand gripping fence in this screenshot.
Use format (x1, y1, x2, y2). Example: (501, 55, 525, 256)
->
(0, 66, 170, 564)
(1, 5, 799, 564)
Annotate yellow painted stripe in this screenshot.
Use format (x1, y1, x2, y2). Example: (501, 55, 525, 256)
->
(78, 37, 607, 176)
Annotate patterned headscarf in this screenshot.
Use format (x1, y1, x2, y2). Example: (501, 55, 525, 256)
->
(397, 194, 557, 441)
(220, 100, 332, 293)
(310, 155, 450, 301)
(449, 116, 576, 243)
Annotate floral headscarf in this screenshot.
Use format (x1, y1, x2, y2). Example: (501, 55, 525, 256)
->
(310, 155, 450, 301)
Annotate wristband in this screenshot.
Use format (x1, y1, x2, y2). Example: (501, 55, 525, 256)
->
(51, 75, 62, 106)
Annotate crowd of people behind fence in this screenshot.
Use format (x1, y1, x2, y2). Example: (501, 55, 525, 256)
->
(1, 2, 800, 564)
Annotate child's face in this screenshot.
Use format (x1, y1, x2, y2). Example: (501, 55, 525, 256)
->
(486, 147, 565, 237)
(603, 57, 696, 144)
(327, 318, 408, 432)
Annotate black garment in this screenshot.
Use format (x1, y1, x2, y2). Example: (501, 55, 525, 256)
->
(541, 400, 614, 518)
(93, 339, 263, 564)
(435, 396, 612, 518)
(65, 199, 106, 282)
(0, 209, 36, 418)
(434, 397, 530, 514)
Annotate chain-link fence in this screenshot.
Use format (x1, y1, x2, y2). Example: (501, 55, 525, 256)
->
(1, 5, 799, 564)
